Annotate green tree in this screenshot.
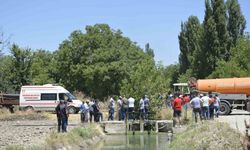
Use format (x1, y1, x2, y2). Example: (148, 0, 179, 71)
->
(145, 43, 155, 58)
(55, 24, 149, 99)
(30, 49, 55, 85)
(178, 16, 202, 76)
(212, 0, 230, 60)
(10, 44, 32, 91)
(202, 0, 220, 78)
(209, 36, 250, 78)
(227, 0, 246, 47)
(0, 56, 14, 92)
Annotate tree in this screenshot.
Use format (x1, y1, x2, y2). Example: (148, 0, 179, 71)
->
(0, 31, 10, 56)
(145, 43, 155, 58)
(0, 56, 14, 93)
(55, 24, 150, 99)
(209, 36, 250, 78)
(30, 49, 55, 85)
(227, 0, 246, 47)
(10, 44, 32, 91)
(202, 0, 220, 78)
(212, 0, 230, 60)
(178, 16, 202, 76)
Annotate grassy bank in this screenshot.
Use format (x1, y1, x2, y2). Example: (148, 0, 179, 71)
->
(0, 108, 48, 121)
(169, 121, 244, 150)
(6, 124, 104, 150)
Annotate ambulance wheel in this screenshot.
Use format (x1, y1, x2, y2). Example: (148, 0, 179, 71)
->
(25, 106, 34, 112)
(68, 106, 76, 114)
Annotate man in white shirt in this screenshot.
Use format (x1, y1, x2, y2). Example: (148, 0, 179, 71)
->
(128, 96, 135, 120)
(201, 93, 210, 120)
(108, 96, 115, 121)
(139, 96, 145, 120)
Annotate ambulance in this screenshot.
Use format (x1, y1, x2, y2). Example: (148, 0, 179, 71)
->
(19, 84, 82, 114)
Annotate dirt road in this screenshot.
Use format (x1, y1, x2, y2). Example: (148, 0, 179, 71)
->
(218, 110, 250, 135)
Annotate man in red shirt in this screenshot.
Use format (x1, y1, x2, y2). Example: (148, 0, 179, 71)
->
(183, 94, 190, 120)
(173, 94, 183, 127)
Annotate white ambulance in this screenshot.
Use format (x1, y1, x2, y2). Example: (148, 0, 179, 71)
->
(19, 84, 82, 114)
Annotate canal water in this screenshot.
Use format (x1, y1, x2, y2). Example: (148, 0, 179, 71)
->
(92, 133, 170, 150)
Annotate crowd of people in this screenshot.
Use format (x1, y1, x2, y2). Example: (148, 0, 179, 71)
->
(171, 92, 221, 127)
(108, 95, 150, 121)
(55, 91, 221, 132)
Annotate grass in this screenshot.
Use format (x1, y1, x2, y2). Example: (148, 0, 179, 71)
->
(158, 108, 193, 123)
(45, 124, 104, 149)
(5, 124, 104, 150)
(0, 107, 48, 121)
(169, 121, 244, 150)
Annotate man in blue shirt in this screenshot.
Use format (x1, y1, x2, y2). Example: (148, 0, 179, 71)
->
(190, 92, 202, 123)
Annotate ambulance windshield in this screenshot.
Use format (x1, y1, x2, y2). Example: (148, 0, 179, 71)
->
(66, 93, 77, 100)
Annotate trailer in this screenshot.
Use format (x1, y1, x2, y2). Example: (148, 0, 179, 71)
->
(0, 93, 19, 112)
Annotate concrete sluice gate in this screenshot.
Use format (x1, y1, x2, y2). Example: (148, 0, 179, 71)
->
(92, 133, 172, 150)
(101, 120, 173, 134)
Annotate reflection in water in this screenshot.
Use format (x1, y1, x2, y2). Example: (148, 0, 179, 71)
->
(93, 133, 170, 150)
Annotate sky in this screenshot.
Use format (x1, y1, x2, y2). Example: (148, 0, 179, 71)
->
(0, 0, 249, 65)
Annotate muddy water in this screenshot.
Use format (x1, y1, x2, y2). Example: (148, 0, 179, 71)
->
(93, 133, 170, 150)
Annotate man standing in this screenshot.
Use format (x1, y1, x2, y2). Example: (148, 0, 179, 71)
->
(55, 100, 69, 132)
(201, 93, 210, 120)
(88, 99, 95, 122)
(93, 100, 103, 122)
(173, 94, 183, 127)
(209, 95, 215, 119)
(84, 101, 89, 122)
(183, 94, 190, 120)
(144, 95, 150, 120)
(108, 96, 115, 121)
(214, 94, 221, 118)
(117, 96, 123, 121)
(80, 101, 86, 123)
(190, 92, 202, 123)
(122, 96, 128, 120)
(128, 96, 135, 120)
(139, 96, 145, 120)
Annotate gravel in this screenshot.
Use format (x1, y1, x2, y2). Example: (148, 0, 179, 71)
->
(0, 120, 55, 149)
(218, 110, 250, 135)
(0, 119, 80, 149)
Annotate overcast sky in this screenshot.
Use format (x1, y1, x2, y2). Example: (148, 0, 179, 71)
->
(1, 0, 249, 65)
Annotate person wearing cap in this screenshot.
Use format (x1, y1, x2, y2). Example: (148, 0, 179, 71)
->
(55, 99, 69, 132)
